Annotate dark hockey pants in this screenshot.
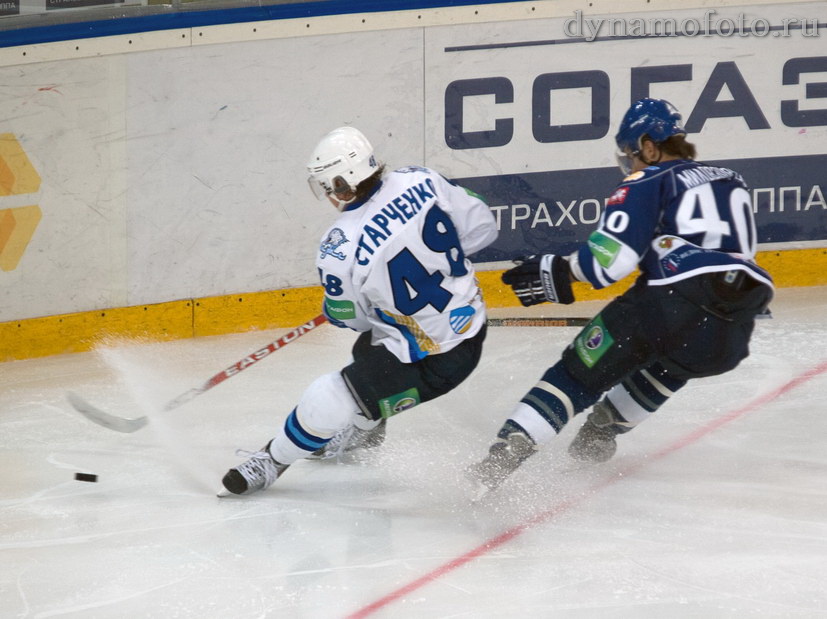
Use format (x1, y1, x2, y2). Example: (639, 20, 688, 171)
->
(342, 324, 487, 421)
(563, 272, 773, 397)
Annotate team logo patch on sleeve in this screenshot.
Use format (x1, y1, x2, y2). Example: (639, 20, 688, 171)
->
(587, 231, 621, 269)
(320, 228, 349, 260)
(325, 298, 356, 320)
(607, 187, 629, 205)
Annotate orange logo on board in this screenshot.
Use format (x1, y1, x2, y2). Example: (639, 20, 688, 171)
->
(0, 134, 41, 271)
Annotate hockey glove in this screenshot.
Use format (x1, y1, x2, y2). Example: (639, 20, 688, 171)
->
(501, 254, 575, 306)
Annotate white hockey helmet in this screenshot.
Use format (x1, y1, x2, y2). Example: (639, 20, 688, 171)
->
(307, 126, 380, 210)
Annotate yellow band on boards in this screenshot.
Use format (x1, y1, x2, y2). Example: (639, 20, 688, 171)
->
(1, 247, 824, 362)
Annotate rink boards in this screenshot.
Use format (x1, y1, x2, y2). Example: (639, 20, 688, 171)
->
(0, 0, 825, 360)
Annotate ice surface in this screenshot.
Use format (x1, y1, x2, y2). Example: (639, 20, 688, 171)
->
(1, 287, 825, 618)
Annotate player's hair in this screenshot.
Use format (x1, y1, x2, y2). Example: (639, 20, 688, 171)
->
(655, 135, 696, 160)
(352, 165, 386, 202)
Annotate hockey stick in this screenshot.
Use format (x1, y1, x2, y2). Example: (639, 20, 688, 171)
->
(67, 313, 328, 433)
(68, 313, 586, 433)
(486, 317, 590, 327)
(488, 309, 774, 327)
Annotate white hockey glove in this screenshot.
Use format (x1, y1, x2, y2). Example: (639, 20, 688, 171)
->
(501, 254, 575, 306)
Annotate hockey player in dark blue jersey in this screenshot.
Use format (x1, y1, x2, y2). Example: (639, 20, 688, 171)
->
(468, 98, 774, 492)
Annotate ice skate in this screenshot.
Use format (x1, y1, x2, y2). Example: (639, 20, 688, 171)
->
(568, 401, 621, 463)
(466, 424, 538, 496)
(308, 419, 387, 460)
(220, 441, 289, 496)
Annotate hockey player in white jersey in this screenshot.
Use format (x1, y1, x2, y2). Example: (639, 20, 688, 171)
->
(221, 126, 498, 495)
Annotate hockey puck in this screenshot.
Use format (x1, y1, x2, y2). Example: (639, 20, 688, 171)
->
(74, 472, 98, 483)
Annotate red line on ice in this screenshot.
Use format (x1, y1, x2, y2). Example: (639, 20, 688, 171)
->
(346, 359, 827, 619)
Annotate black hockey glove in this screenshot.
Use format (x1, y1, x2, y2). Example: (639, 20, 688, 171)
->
(501, 254, 575, 306)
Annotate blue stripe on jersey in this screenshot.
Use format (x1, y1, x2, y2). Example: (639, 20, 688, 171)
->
(375, 310, 429, 361)
(645, 238, 774, 286)
(284, 408, 329, 451)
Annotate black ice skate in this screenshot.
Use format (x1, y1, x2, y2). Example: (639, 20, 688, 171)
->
(221, 441, 289, 496)
(467, 422, 538, 494)
(568, 400, 622, 463)
(308, 419, 387, 460)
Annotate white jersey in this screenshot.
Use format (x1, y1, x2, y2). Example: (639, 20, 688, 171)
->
(316, 166, 498, 363)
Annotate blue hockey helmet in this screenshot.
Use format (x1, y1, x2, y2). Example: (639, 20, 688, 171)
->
(615, 98, 686, 173)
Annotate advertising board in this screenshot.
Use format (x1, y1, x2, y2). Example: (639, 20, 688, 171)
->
(424, 4, 827, 261)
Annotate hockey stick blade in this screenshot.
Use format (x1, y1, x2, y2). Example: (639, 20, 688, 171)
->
(67, 391, 149, 433)
(67, 314, 327, 433)
(487, 317, 590, 327)
(162, 388, 206, 412)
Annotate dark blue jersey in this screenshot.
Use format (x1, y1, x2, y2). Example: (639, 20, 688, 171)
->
(570, 160, 773, 290)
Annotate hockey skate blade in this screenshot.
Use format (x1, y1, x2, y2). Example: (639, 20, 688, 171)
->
(470, 482, 493, 503)
(66, 391, 149, 433)
(465, 470, 499, 503)
(216, 487, 235, 498)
